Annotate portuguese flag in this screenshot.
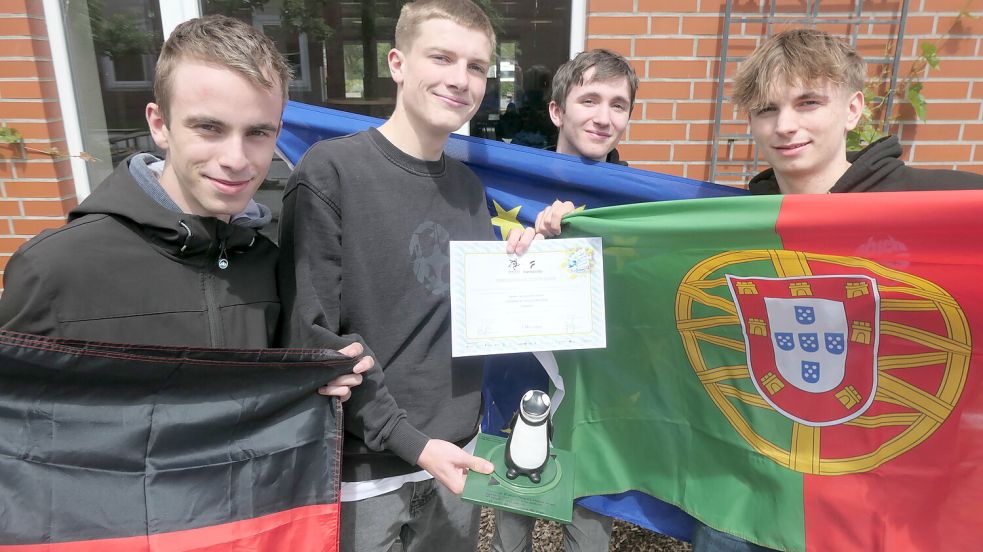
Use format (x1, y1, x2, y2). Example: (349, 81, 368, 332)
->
(552, 191, 983, 551)
(0, 332, 352, 551)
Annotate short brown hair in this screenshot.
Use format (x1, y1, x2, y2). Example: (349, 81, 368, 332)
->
(394, 0, 496, 55)
(731, 28, 866, 113)
(551, 49, 639, 111)
(153, 15, 292, 123)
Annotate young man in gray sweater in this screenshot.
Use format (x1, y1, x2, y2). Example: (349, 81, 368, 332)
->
(277, 1, 540, 550)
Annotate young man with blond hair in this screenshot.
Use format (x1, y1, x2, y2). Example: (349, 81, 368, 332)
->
(0, 14, 368, 398)
(277, 1, 539, 550)
(734, 28, 983, 195)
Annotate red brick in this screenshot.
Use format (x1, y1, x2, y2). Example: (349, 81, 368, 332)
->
(962, 124, 983, 141)
(900, 16, 938, 36)
(940, 15, 983, 37)
(639, 0, 698, 11)
(0, 161, 13, 180)
(628, 122, 687, 141)
(638, 81, 691, 100)
(0, 16, 30, 35)
(908, 101, 982, 120)
(955, 164, 983, 174)
(973, 82, 983, 100)
(585, 38, 631, 56)
(22, 197, 76, 216)
(635, 38, 695, 57)
(673, 143, 713, 162)
(676, 102, 715, 120)
(641, 102, 674, 120)
(912, 144, 972, 162)
(921, 81, 971, 100)
(693, 81, 720, 100)
(3, 178, 74, 198)
(935, 36, 979, 57)
(0, 237, 28, 253)
(615, 143, 671, 162)
(12, 159, 71, 179)
(647, 16, 680, 34)
(814, 23, 853, 36)
(0, 60, 54, 79)
(2, 121, 63, 141)
(0, 38, 50, 58)
(697, 37, 758, 58)
(976, 147, 983, 161)
(681, 16, 721, 35)
(631, 163, 684, 176)
(0, 0, 45, 16)
(899, 123, 963, 142)
(588, 16, 648, 35)
(650, 59, 709, 79)
(11, 217, 65, 235)
(0, 80, 58, 100)
(0, 201, 20, 216)
(627, 58, 646, 79)
(588, 0, 634, 11)
(0, 100, 62, 120)
(930, 60, 983, 79)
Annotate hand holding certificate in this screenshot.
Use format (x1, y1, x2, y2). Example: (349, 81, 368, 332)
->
(449, 237, 606, 357)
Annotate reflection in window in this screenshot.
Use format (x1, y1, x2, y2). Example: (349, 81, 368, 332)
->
(254, 15, 311, 92)
(344, 42, 364, 98)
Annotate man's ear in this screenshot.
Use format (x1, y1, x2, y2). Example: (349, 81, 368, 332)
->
(844, 89, 865, 131)
(146, 102, 169, 151)
(388, 48, 405, 85)
(548, 100, 564, 128)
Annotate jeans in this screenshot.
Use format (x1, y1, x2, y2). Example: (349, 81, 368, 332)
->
(491, 504, 613, 552)
(340, 478, 480, 552)
(692, 521, 777, 552)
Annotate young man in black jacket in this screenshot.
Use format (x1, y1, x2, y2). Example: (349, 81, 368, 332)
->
(0, 16, 367, 396)
(733, 28, 983, 196)
(689, 27, 983, 552)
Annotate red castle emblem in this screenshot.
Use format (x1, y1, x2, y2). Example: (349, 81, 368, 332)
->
(726, 275, 880, 426)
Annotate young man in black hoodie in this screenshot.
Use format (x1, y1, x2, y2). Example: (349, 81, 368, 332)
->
(687, 27, 983, 552)
(733, 28, 983, 195)
(0, 16, 367, 396)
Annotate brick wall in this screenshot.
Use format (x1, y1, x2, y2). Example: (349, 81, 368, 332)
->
(587, 0, 983, 185)
(0, 0, 76, 289)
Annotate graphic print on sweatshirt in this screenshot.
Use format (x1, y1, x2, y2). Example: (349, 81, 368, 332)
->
(409, 221, 450, 296)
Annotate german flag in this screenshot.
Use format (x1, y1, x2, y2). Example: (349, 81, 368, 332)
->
(0, 331, 354, 551)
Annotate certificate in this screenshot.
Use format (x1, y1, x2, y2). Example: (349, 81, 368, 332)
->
(449, 237, 605, 357)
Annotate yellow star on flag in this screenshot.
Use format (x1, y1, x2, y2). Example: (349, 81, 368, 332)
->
(490, 199, 525, 239)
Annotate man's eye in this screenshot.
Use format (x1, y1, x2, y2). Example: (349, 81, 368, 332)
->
(469, 64, 486, 74)
(755, 106, 776, 115)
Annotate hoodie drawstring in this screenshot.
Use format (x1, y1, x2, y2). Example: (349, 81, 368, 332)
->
(179, 221, 193, 253)
(217, 239, 229, 270)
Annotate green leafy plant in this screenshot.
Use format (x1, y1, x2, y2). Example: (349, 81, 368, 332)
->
(0, 126, 22, 145)
(848, 5, 976, 150)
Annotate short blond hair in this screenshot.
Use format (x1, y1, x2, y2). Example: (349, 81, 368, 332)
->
(732, 28, 865, 113)
(153, 15, 292, 123)
(394, 0, 496, 55)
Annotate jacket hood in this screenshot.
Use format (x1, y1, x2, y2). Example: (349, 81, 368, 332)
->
(69, 154, 269, 260)
(748, 136, 903, 195)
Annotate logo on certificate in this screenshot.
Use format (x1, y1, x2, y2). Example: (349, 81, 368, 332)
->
(565, 247, 594, 274)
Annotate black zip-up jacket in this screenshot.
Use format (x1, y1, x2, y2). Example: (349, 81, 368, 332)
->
(0, 156, 279, 347)
(749, 135, 983, 194)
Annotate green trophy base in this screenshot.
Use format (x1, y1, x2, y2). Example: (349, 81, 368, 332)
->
(462, 433, 574, 523)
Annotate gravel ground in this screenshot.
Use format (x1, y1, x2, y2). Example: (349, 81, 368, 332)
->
(477, 508, 692, 552)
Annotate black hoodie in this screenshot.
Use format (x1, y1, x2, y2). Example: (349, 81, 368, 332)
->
(0, 155, 279, 347)
(749, 136, 983, 194)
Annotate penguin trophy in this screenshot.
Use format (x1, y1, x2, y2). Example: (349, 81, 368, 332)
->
(504, 389, 552, 483)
